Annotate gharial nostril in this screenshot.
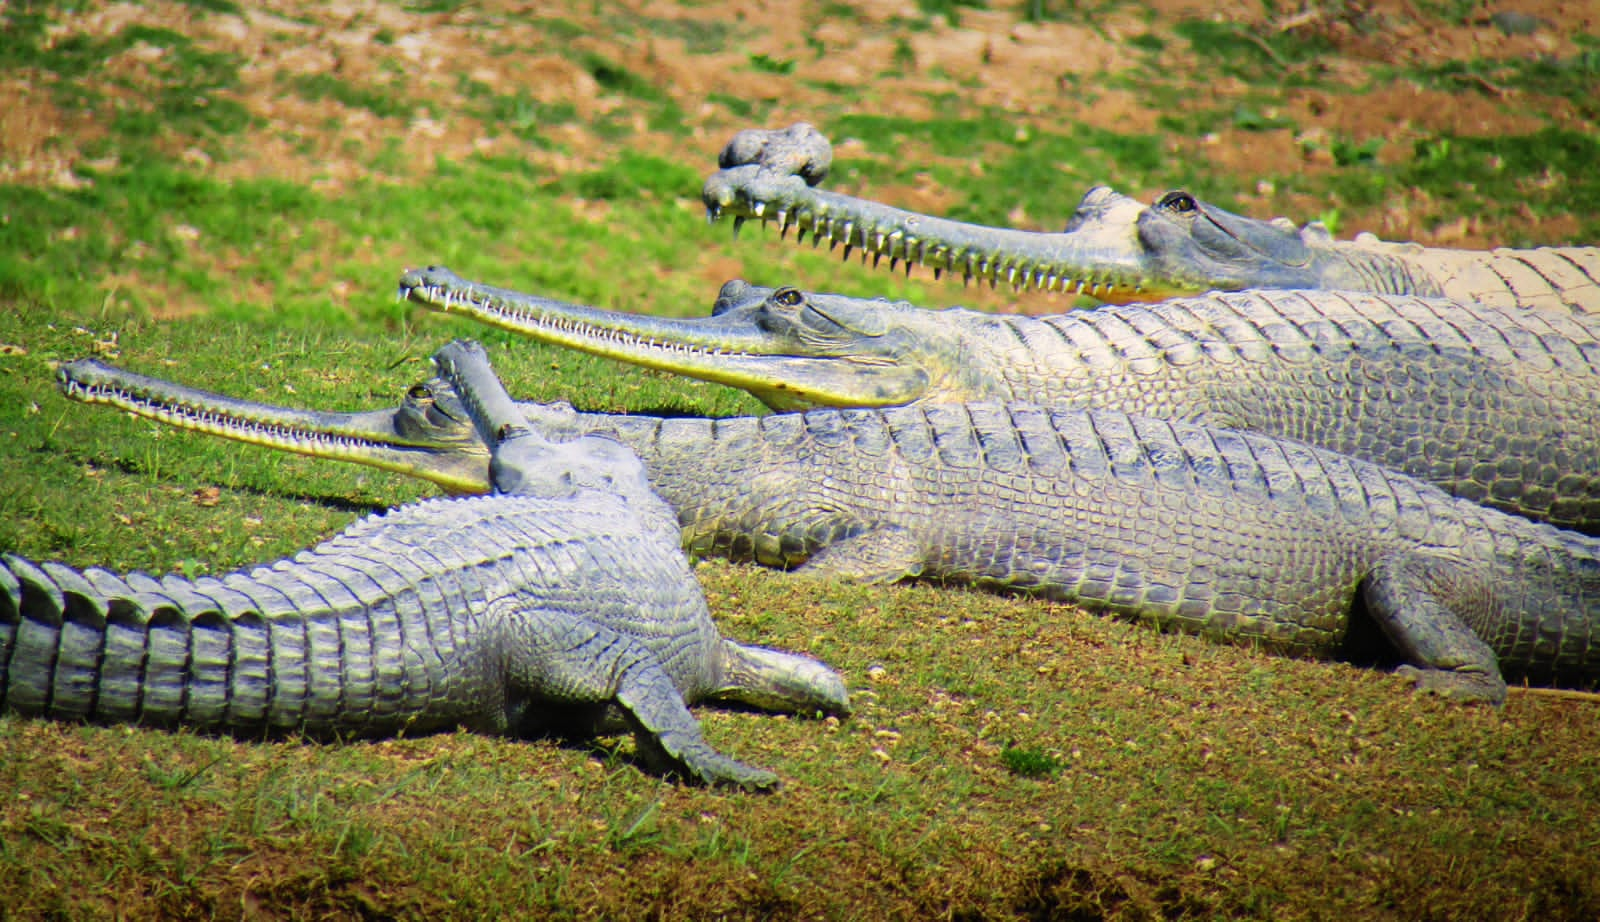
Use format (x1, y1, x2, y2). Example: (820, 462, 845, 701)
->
(713, 280, 752, 313)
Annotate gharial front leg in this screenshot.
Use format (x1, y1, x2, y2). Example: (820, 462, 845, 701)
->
(431, 339, 847, 788)
(504, 609, 788, 791)
(1361, 554, 1508, 705)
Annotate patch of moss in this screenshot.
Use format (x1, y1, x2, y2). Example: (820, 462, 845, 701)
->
(1001, 746, 1065, 778)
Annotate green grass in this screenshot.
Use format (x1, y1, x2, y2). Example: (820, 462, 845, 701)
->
(1413, 49, 1600, 114)
(822, 113, 1222, 223)
(570, 50, 669, 104)
(1, 13, 251, 139)
(8, 336, 1600, 913)
(1173, 18, 1339, 85)
(637, 15, 741, 54)
(916, 0, 988, 26)
(284, 72, 414, 120)
(476, 91, 578, 145)
(1299, 127, 1600, 242)
(3, 0, 1600, 917)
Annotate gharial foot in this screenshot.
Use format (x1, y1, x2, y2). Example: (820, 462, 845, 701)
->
(1395, 665, 1508, 706)
(628, 721, 782, 792)
(715, 640, 851, 717)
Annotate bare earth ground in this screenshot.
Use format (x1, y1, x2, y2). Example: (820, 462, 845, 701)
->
(3, 0, 1600, 919)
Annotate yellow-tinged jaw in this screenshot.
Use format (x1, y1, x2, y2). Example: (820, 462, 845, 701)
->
(57, 358, 495, 494)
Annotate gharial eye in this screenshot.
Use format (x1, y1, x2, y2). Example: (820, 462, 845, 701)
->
(407, 383, 433, 400)
(1156, 191, 1197, 214)
(771, 287, 804, 307)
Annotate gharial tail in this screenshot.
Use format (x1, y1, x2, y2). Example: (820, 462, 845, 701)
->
(0, 553, 435, 737)
(1, 553, 264, 730)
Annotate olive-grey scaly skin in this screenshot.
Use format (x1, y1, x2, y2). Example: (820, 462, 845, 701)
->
(702, 123, 1600, 313)
(52, 359, 1600, 704)
(5, 343, 849, 791)
(399, 265, 1600, 534)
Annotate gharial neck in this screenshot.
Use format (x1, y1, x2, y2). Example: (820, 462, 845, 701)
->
(1316, 235, 1600, 313)
(1298, 238, 1443, 299)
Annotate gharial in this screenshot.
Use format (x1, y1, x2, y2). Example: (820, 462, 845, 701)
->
(56, 356, 1600, 706)
(6, 340, 849, 790)
(701, 123, 1600, 314)
(399, 265, 1600, 535)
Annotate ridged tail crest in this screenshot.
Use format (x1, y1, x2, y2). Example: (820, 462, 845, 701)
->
(0, 551, 452, 737)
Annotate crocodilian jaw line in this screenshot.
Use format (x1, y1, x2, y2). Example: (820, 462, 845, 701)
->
(57, 359, 492, 493)
(405, 281, 753, 361)
(705, 198, 1148, 300)
(397, 270, 931, 409)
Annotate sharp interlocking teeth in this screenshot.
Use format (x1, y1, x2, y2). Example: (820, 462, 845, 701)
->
(752, 201, 766, 218)
(872, 252, 882, 269)
(840, 221, 855, 247)
(776, 209, 790, 239)
(933, 267, 943, 281)
(889, 257, 899, 273)
(705, 206, 720, 224)
(842, 243, 853, 261)
(732, 216, 746, 240)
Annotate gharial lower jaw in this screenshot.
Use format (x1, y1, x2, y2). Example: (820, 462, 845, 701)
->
(705, 201, 1150, 300)
(61, 374, 385, 456)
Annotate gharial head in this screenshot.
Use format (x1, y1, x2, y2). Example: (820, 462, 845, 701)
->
(427, 338, 659, 506)
(699, 279, 986, 409)
(55, 355, 497, 495)
(401, 266, 955, 412)
(1128, 189, 1332, 294)
(702, 123, 1338, 302)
